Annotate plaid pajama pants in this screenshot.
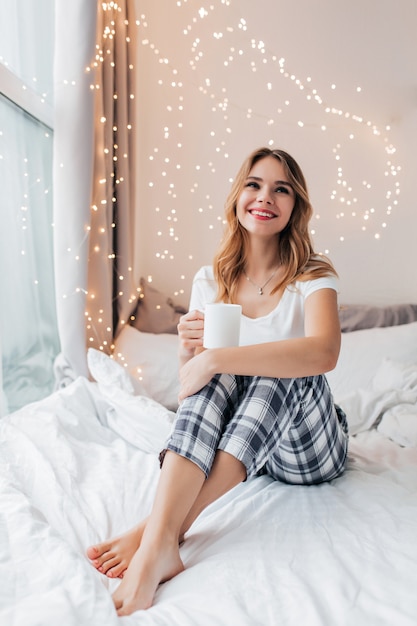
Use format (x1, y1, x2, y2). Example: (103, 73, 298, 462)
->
(163, 374, 348, 485)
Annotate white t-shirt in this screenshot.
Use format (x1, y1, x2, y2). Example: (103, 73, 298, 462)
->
(189, 265, 339, 346)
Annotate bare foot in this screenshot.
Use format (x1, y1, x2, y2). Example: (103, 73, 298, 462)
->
(112, 530, 184, 615)
(86, 518, 148, 578)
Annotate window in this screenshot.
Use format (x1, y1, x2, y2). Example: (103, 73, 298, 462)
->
(0, 0, 59, 414)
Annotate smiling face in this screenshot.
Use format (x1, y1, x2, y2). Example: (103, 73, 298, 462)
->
(236, 156, 296, 241)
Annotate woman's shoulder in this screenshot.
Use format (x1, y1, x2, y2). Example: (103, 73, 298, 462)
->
(189, 265, 216, 310)
(193, 265, 215, 282)
(294, 273, 339, 297)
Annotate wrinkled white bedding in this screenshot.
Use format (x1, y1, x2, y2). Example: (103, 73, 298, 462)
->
(1, 374, 417, 626)
(337, 359, 417, 446)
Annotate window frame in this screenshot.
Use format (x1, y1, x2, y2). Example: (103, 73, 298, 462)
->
(0, 62, 53, 129)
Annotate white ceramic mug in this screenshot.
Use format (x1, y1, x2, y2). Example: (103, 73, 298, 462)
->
(203, 303, 242, 349)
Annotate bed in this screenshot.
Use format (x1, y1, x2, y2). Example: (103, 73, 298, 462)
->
(1, 288, 417, 626)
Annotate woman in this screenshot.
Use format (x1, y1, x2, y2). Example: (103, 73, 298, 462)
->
(87, 147, 348, 615)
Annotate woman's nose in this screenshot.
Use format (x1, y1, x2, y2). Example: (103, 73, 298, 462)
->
(257, 187, 273, 204)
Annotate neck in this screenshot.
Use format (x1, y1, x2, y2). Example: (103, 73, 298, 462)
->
(245, 235, 280, 269)
(244, 249, 281, 277)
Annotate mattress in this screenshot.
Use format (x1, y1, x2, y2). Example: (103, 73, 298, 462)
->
(1, 364, 416, 626)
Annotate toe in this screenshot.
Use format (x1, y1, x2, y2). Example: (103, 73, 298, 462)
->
(86, 545, 100, 559)
(106, 562, 126, 579)
(96, 553, 120, 574)
(86, 542, 111, 562)
(91, 549, 116, 570)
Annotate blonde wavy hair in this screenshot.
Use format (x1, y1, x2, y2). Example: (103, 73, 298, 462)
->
(213, 147, 337, 303)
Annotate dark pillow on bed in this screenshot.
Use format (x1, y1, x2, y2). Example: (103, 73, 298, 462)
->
(339, 304, 417, 332)
(130, 277, 187, 334)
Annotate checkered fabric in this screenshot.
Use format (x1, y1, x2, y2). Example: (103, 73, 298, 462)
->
(163, 374, 348, 485)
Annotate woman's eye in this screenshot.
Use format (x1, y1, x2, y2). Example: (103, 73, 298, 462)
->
(276, 186, 289, 194)
(246, 181, 259, 189)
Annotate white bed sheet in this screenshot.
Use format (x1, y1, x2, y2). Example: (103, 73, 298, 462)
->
(1, 377, 416, 626)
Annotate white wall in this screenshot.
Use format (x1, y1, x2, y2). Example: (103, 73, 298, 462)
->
(134, 0, 417, 307)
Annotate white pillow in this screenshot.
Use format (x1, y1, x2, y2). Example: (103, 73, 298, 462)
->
(113, 325, 180, 411)
(109, 321, 417, 427)
(326, 321, 417, 402)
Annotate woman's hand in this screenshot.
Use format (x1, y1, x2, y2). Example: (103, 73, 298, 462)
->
(177, 309, 205, 365)
(177, 309, 218, 400)
(178, 350, 215, 402)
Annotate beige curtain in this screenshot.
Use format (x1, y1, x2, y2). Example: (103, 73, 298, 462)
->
(53, 0, 137, 383)
(87, 1, 137, 353)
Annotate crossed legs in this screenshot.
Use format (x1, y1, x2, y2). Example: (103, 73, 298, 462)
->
(87, 374, 298, 614)
(87, 449, 246, 615)
(87, 373, 345, 614)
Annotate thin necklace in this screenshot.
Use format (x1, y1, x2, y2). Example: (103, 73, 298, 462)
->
(244, 268, 278, 296)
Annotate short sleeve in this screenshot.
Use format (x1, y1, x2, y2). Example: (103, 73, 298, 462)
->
(188, 266, 217, 312)
(299, 275, 339, 300)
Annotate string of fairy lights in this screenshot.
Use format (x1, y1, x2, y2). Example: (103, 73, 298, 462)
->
(1, 0, 403, 356)
(134, 1, 401, 265)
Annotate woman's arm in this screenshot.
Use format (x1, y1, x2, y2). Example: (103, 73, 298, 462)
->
(178, 289, 340, 401)
(177, 309, 205, 368)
